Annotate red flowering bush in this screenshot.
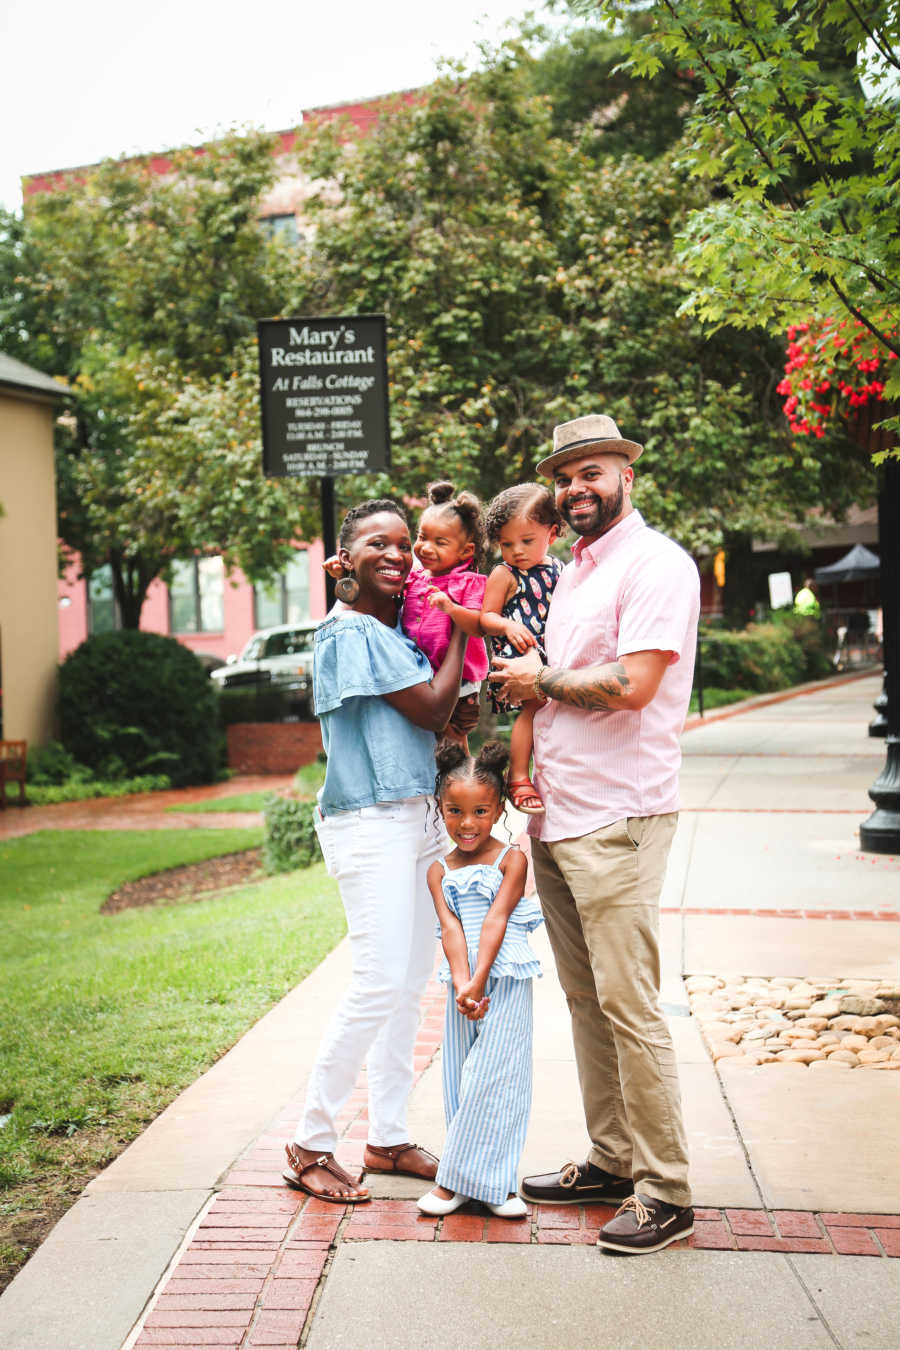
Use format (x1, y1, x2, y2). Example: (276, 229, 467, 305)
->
(777, 318, 897, 439)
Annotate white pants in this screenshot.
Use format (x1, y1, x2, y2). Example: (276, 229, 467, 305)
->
(295, 796, 447, 1152)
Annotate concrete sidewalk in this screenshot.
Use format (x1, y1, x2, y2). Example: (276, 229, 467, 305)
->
(1, 672, 898, 1349)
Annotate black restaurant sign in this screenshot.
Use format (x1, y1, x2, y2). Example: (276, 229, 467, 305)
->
(258, 314, 390, 478)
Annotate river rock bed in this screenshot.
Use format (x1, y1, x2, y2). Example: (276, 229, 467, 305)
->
(685, 975, 900, 1069)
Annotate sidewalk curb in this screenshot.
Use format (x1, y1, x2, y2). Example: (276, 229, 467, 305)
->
(683, 667, 879, 733)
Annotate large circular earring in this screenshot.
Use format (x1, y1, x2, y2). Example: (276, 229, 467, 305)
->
(335, 572, 360, 604)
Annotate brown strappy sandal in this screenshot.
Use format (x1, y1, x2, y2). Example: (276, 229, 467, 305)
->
(363, 1142, 439, 1180)
(283, 1144, 370, 1204)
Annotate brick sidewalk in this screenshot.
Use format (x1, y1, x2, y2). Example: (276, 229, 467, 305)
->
(0, 775, 295, 840)
(130, 974, 900, 1350)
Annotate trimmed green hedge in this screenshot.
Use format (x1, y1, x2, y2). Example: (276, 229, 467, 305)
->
(699, 612, 831, 694)
(216, 687, 294, 726)
(769, 610, 832, 681)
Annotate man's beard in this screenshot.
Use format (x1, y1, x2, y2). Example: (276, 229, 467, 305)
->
(561, 476, 625, 537)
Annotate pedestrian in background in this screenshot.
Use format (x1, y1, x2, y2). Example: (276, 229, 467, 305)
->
(794, 577, 821, 617)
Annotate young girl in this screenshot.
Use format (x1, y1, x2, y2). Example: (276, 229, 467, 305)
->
(430, 483, 564, 813)
(328, 481, 488, 744)
(417, 740, 542, 1220)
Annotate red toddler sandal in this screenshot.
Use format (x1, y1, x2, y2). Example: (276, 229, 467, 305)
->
(507, 778, 545, 815)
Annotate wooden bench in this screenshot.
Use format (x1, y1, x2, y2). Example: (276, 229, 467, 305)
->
(0, 740, 27, 807)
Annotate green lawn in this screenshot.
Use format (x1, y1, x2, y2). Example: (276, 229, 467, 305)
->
(0, 826, 345, 1287)
(688, 687, 754, 715)
(167, 790, 277, 814)
(165, 763, 327, 817)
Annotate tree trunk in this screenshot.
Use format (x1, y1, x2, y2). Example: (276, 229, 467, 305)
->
(721, 530, 756, 630)
(109, 551, 158, 629)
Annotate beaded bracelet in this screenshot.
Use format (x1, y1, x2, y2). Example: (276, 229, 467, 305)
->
(534, 664, 549, 703)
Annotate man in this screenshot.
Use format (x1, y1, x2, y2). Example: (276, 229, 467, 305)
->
(489, 414, 699, 1255)
(793, 578, 820, 617)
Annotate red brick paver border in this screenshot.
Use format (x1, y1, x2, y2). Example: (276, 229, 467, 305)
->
(132, 1191, 900, 1347)
(0, 773, 296, 841)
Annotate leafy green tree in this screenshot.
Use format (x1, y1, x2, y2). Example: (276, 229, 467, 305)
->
(0, 132, 316, 626)
(576, 1, 900, 444)
(284, 46, 870, 610)
(526, 7, 701, 159)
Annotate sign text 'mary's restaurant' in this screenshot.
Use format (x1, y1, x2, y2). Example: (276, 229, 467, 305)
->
(258, 314, 390, 478)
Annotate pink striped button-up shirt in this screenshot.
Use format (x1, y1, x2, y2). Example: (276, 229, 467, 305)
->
(529, 510, 699, 843)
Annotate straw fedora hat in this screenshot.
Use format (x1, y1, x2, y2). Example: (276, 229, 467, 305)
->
(536, 414, 643, 477)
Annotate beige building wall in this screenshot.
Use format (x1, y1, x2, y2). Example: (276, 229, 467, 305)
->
(0, 392, 60, 745)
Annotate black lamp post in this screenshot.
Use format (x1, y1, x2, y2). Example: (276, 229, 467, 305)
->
(869, 676, 888, 737)
(859, 456, 900, 853)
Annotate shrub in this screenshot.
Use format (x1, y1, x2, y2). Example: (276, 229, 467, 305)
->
(27, 773, 172, 806)
(769, 610, 832, 681)
(698, 623, 806, 693)
(263, 795, 322, 873)
(26, 740, 83, 785)
(292, 757, 326, 799)
(59, 631, 220, 787)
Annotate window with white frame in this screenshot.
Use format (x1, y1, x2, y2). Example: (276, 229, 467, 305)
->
(254, 551, 310, 628)
(87, 565, 119, 634)
(169, 556, 225, 633)
(260, 213, 301, 245)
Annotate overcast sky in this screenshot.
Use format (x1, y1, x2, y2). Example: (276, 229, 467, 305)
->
(1, 1, 558, 211)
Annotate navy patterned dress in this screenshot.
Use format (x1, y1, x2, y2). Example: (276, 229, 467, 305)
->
(489, 556, 564, 712)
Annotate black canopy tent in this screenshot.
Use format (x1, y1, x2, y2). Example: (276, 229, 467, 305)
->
(814, 544, 880, 585)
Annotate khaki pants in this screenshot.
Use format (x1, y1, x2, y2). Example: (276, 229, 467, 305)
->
(531, 814, 690, 1207)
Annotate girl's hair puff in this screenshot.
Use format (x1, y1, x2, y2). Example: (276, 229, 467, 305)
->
(339, 498, 407, 550)
(434, 738, 509, 804)
(485, 482, 565, 546)
(425, 481, 486, 572)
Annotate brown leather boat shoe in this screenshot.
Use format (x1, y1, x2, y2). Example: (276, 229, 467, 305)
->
(520, 1159, 633, 1205)
(597, 1194, 694, 1254)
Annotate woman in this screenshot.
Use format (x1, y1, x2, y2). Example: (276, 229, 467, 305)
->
(283, 498, 470, 1203)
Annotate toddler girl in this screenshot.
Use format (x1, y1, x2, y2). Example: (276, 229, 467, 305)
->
(417, 740, 542, 1219)
(483, 483, 565, 815)
(402, 481, 488, 743)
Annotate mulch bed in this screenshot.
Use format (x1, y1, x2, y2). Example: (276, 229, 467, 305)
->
(102, 848, 264, 913)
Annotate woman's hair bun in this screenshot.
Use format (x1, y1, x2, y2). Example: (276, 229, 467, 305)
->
(435, 741, 468, 775)
(427, 480, 455, 505)
(476, 739, 510, 777)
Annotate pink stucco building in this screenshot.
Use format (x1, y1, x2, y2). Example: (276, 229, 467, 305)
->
(56, 543, 328, 664)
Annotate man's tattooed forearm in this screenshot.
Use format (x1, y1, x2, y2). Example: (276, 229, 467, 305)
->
(540, 662, 632, 710)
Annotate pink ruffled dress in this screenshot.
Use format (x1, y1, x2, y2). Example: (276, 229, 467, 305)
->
(402, 563, 488, 695)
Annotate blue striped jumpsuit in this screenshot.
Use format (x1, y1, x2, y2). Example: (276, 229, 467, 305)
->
(436, 845, 542, 1206)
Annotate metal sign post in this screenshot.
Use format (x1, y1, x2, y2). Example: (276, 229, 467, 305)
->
(258, 314, 390, 611)
(320, 476, 337, 610)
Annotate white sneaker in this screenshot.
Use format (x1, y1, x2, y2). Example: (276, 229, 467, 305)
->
(486, 1194, 528, 1219)
(416, 1189, 468, 1216)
